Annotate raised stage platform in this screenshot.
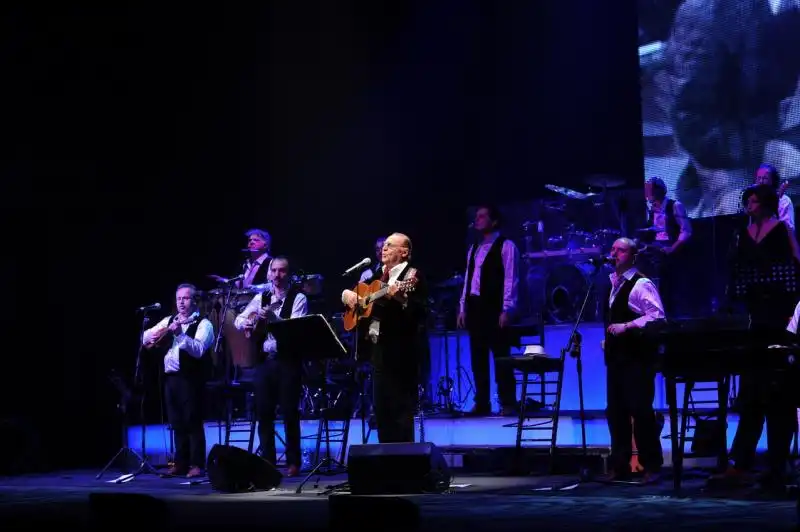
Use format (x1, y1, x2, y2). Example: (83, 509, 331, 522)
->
(128, 321, 773, 469)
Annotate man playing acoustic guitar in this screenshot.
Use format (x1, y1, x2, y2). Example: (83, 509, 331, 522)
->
(342, 233, 428, 443)
(142, 283, 215, 478)
(234, 256, 308, 476)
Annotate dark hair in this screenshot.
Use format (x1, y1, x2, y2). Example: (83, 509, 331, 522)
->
(645, 177, 668, 198)
(758, 163, 781, 189)
(476, 204, 503, 228)
(270, 255, 290, 271)
(741, 183, 779, 217)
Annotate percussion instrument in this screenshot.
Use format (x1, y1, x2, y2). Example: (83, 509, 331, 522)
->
(298, 273, 324, 297)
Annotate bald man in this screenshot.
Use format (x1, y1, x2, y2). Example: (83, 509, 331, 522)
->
(604, 238, 666, 484)
(342, 233, 428, 443)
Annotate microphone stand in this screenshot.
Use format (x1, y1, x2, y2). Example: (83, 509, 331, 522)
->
(538, 262, 605, 491)
(344, 265, 373, 444)
(97, 309, 160, 482)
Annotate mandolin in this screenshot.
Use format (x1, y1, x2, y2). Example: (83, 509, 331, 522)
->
(144, 311, 200, 348)
(243, 299, 284, 340)
(342, 278, 418, 331)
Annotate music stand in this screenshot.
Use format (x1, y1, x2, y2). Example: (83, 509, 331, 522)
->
(266, 315, 348, 494)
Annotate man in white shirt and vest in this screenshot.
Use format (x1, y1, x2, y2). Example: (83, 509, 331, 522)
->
(235, 256, 308, 477)
(143, 283, 214, 478)
(456, 205, 520, 416)
(603, 238, 666, 484)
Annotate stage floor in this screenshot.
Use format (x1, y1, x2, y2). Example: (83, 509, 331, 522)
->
(0, 469, 797, 530)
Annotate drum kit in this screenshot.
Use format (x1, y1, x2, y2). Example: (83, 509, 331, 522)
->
(525, 175, 626, 323)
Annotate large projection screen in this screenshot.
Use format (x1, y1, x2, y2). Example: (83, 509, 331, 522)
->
(639, 0, 800, 218)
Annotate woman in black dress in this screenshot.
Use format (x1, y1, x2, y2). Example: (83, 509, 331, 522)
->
(720, 184, 800, 488)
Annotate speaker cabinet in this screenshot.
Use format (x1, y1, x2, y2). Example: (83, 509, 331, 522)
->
(206, 444, 283, 493)
(346, 442, 451, 495)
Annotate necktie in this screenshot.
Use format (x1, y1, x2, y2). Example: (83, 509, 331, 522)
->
(612, 275, 625, 290)
(380, 268, 390, 283)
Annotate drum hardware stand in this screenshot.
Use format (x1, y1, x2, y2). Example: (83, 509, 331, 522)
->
(537, 263, 604, 491)
(97, 310, 161, 482)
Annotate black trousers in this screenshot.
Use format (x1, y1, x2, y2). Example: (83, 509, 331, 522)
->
(605, 362, 663, 474)
(372, 339, 418, 443)
(164, 372, 207, 469)
(466, 295, 516, 412)
(253, 356, 302, 468)
(730, 371, 797, 475)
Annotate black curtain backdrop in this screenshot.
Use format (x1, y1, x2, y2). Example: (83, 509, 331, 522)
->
(0, 1, 641, 469)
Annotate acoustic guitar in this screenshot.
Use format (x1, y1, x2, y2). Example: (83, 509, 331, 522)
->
(144, 311, 200, 348)
(342, 278, 418, 331)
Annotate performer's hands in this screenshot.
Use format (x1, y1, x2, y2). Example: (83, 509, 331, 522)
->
(167, 321, 182, 333)
(387, 283, 407, 302)
(342, 289, 358, 309)
(498, 312, 509, 328)
(456, 312, 466, 329)
(607, 323, 627, 336)
(257, 307, 269, 320)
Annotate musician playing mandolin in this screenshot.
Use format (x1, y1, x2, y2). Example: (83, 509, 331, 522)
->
(342, 233, 428, 443)
(234, 256, 307, 476)
(142, 283, 214, 478)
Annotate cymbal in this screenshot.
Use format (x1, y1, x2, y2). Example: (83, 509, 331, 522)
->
(544, 184, 600, 200)
(584, 174, 625, 188)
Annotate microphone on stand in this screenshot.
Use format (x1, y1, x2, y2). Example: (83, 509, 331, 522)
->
(138, 302, 161, 312)
(342, 257, 371, 277)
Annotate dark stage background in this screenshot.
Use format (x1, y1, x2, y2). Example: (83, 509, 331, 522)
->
(0, 1, 641, 471)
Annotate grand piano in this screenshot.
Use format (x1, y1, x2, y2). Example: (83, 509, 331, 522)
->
(648, 315, 800, 490)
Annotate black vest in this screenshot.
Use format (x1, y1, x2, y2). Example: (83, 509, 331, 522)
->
(166, 315, 209, 377)
(260, 286, 301, 320)
(603, 272, 652, 366)
(247, 256, 271, 286)
(465, 236, 507, 315)
(370, 263, 425, 340)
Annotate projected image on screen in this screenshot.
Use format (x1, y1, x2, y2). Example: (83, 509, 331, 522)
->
(639, 0, 800, 219)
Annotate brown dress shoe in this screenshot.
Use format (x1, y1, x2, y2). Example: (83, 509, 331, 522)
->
(186, 466, 204, 478)
(286, 465, 300, 477)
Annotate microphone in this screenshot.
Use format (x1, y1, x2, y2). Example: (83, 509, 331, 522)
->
(223, 274, 245, 283)
(138, 302, 161, 312)
(468, 223, 475, 229)
(342, 257, 371, 276)
(588, 256, 614, 267)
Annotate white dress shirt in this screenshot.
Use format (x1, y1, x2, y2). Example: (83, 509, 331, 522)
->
(459, 233, 519, 313)
(608, 268, 666, 328)
(779, 194, 795, 233)
(787, 300, 800, 334)
(234, 290, 309, 353)
(142, 316, 215, 373)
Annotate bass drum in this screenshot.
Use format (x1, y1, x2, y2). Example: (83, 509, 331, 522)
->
(545, 262, 606, 324)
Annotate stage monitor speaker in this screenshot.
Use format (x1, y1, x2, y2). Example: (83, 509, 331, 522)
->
(206, 444, 282, 493)
(346, 442, 451, 495)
